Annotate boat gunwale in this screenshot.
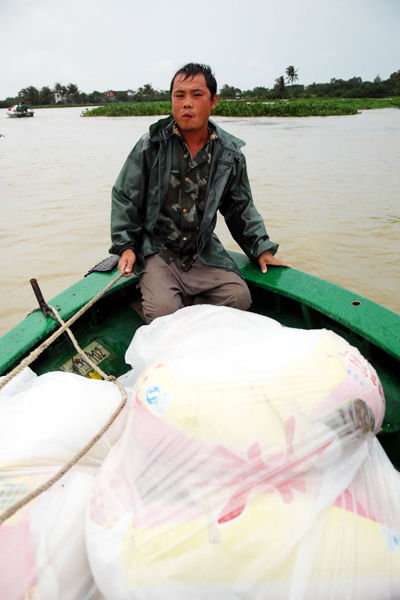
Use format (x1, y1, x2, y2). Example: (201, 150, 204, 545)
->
(231, 251, 400, 362)
(0, 250, 399, 376)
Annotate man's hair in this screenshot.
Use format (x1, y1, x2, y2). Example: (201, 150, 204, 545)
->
(170, 63, 217, 99)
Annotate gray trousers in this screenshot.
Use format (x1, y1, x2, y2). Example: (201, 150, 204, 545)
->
(139, 254, 252, 323)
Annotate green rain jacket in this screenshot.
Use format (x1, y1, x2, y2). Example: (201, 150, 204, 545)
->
(110, 116, 278, 276)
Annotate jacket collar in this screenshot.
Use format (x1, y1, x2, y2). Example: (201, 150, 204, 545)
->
(149, 115, 246, 152)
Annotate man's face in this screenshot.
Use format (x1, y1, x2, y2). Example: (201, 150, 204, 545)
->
(171, 73, 218, 135)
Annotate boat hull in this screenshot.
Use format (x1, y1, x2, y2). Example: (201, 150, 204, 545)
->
(7, 112, 34, 118)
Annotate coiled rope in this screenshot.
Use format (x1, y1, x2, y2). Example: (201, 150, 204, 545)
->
(0, 271, 128, 525)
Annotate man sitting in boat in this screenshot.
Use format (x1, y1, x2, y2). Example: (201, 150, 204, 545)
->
(110, 63, 291, 323)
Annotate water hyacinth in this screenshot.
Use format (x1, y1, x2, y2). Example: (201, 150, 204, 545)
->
(81, 97, 400, 118)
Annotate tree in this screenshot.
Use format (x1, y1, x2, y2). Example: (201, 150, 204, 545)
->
(88, 90, 104, 104)
(389, 70, 400, 95)
(130, 83, 169, 102)
(66, 83, 80, 103)
(389, 70, 400, 82)
(136, 83, 157, 101)
(54, 82, 67, 95)
(285, 65, 299, 97)
(39, 86, 53, 105)
(115, 91, 128, 102)
(348, 76, 362, 87)
(18, 86, 40, 105)
(274, 76, 286, 99)
(219, 84, 242, 99)
(251, 86, 269, 99)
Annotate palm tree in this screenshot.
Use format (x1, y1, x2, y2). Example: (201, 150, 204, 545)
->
(66, 83, 80, 103)
(285, 66, 299, 97)
(274, 76, 286, 99)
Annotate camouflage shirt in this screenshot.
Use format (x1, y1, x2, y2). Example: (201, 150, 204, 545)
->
(154, 121, 218, 271)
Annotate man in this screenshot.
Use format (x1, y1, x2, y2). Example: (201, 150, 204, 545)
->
(110, 63, 290, 323)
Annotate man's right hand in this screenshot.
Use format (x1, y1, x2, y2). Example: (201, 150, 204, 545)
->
(118, 248, 136, 277)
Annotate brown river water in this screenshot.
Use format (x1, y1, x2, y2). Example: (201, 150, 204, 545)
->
(0, 106, 399, 337)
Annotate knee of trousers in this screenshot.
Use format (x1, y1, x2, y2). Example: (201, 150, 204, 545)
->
(230, 283, 252, 311)
(214, 280, 252, 311)
(141, 296, 183, 324)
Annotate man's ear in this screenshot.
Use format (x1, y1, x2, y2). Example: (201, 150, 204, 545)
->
(211, 94, 218, 111)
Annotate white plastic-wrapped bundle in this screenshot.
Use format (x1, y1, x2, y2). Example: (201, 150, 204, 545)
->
(0, 368, 127, 600)
(86, 305, 400, 600)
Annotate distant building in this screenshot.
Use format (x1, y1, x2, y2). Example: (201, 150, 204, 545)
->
(104, 90, 129, 102)
(104, 90, 118, 102)
(54, 92, 68, 104)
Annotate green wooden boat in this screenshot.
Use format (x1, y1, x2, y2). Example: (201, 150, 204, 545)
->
(7, 105, 34, 118)
(1, 251, 399, 468)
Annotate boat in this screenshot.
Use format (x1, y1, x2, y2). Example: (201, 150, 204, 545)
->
(7, 104, 34, 118)
(1, 250, 399, 469)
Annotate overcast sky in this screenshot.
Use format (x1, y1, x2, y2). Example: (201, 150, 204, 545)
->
(1, 0, 399, 98)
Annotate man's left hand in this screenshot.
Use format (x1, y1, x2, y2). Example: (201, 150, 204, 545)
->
(258, 251, 292, 274)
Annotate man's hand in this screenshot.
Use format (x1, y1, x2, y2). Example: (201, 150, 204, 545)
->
(118, 249, 136, 277)
(258, 250, 292, 274)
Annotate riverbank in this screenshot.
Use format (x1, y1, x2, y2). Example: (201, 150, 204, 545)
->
(81, 97, 400, 118)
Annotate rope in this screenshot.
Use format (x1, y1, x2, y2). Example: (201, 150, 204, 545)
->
(0, 271, 124, 390)
(0, 270, 129, 525)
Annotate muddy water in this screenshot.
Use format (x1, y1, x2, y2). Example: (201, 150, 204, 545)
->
(0, 106, 399, 336)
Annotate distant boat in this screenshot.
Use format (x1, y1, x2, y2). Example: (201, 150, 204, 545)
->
(7, 104, 34, 118)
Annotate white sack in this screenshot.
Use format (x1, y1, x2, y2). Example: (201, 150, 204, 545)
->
(86, 305, 400, 599)
(0, 367, 129, 599)
(0, 369, 127, 467)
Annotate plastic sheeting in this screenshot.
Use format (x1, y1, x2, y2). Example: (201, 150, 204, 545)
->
(0, 370, 128, 600)
(1, 305, 400, 599)
(86, 305, 400, 599)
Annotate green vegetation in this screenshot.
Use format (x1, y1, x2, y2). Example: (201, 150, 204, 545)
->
(82, 97, 400, 118)
(219, 69, 400, 101)
(2, 68, 399, 110)
(214, 99, 356, 117)
(286, 66, 299, 98)
(273, 76, 286, 100)
(81, 101, 172, 117)
(0, 82, 169, 109)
